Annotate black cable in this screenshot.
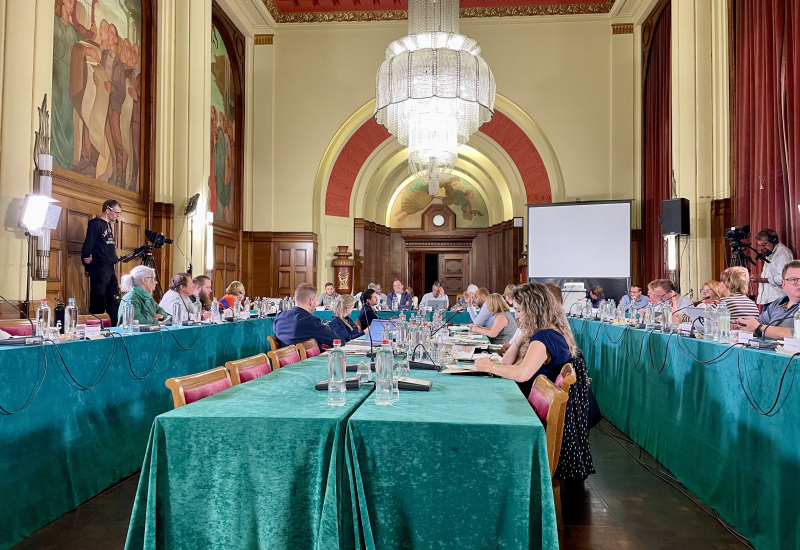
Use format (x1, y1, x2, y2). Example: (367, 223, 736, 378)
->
(623, 327, 652, 370)
(646, 330, 674, 375)
(46, 336, 116, 390)
(163, 324, 203, 351)
(108, 330, 165, 380)
(587, 320, 604, 343)
(0, 344, 48, 415)
(736, 348, 798, 416)
(605, 324, 629, 344)
(674, 335, 743, 364)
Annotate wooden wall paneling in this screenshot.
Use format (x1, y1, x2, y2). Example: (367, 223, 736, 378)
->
(439, 253, 469, 303)
(711, 198, 733, 280)
(472, 231, 489, 290)
(353, 219, 366, 292)
(151, 202, 175, 288)
(242, 231, 273, 297)
(631, 229, 645, 286)
(271, 232, 317, 297)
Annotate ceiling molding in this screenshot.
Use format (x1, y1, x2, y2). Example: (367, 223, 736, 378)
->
(611, 23, 633, 34)
(254, 34, 275, 44)
(261, 0, 615, 24)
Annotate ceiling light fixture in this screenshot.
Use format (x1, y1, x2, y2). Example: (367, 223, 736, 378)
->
(374, 0, 496, 195)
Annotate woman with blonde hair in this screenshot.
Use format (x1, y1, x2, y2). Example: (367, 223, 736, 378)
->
(469, 293, 518, 344)
(119, 265, 168, 325)
(219, 280, 245, 311)
(503, 284, 517, 307)
(476, 282, 577, 398)
(699, 280, 723, 304)
(329, 294, 364, 343)
(719, 267, 759, 319)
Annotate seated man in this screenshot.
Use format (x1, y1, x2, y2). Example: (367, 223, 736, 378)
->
(735, 260, 800, 340)
(386, 279, 413, 310)
(317, 282, 337, 308)
(354, 282, 378, 305)
(652, 279, 693, 322)
(274, 283, 339, 347)
(620, 285, 649, 310)
(467, 287, 494, 328)
(419, 281, 449, 310)
(375, 283, 388, 308)
(192, 275, 213, 312)
(586, 285, 604, 308)
(159, 273, 201, 320)
(358, 288, 379, 329)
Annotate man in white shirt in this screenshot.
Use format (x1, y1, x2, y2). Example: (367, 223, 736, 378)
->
(419, 281, 449, 309)
(467, 287, 494, 328)
(652, 278, 693, 323)
(375, 283, 388, 308)
(753, 229, 794, 305)
(159, 273, 201, 320)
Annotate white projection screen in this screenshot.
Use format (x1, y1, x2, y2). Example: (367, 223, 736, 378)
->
(527, 201, 631, 279)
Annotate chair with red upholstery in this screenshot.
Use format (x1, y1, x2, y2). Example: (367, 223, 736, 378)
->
(165, 367, 233, 409)
(296, 338, 321, 360)
(267, 345, 302, 371)
(528, 375, 570, 529)
(267, 335, 279, 352)
(78, 313, 111, 328)
(555, 363, 577, 396)
(0, 319, 34, 337)
(226, 353, 271, 385)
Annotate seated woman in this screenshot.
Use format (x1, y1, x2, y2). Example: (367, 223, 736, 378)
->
(503, 284, 517, 307)
(698, 280, 722, 305)
(719, 267, 759, 319)
(330, 294, 364, 343)
(469, 293, 518, 345)
(119, 265, 168, 325)
(407, 287, 419, 310)
(475, 282, 577, 399)
(219, 281, 245, 311)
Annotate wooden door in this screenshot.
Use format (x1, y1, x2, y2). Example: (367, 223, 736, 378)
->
(274, 241, 315, 297)
(213, 234, 239, 299)
(407, 251, 424, 296)
(439, 253, 468, 304)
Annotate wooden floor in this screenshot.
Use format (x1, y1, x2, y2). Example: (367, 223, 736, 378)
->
(13, 420, 750, 549)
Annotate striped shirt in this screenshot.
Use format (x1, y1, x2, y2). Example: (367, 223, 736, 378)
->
(723, 294, 759, 319)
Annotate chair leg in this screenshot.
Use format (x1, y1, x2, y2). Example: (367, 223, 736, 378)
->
(553, 478, 563, 530)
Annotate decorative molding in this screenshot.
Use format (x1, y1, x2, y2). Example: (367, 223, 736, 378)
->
(612, 23, 633, 34)
(254, 34, 274, 45)
(261, 0, 615, 24)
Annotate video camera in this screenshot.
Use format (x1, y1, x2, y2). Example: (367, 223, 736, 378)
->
(120, 229, 173, 263)
(724, 225, 750, 243)
(145, 229, 173, 249)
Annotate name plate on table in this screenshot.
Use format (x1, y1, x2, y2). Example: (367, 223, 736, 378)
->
(738, 331, 754, 344)
(85, 325, 102, 338)
(396, 377, 432, 391)
(783, 337, 800, 352)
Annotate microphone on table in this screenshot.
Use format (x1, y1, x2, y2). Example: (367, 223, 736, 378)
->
(0, 292, 42, 345)
(430, 309, 462, 337)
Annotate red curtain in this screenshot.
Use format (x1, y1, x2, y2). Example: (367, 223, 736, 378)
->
(642, 5, 672, 285)
(734, 0, 800, 255)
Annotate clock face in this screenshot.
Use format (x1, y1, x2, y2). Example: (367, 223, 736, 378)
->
(432, 214, 445, 227)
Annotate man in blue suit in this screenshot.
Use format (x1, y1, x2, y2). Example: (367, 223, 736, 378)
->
(274, 283, 339, 348)
(385, 279, 413, 310)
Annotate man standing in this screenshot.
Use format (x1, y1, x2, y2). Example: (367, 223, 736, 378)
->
(752, 229, 794, 306)
(620, 285, 649, 309)
(419, 282, 449, 310)
(81, 199, 121, 324)
(386, 279, 413, 310)
(274, 283, 339, 347)
(467, 287, 494, 328)
(317, 282, 337, 308)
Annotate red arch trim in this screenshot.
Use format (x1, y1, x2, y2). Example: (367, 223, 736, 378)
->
(324, 111, 551, 217)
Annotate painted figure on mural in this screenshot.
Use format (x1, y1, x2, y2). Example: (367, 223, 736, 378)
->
(396, 176, 460, 222)
(442, 185, 484, 221)
(51, 0, 142, 191)
(210, 26, 236, 225)
(391, 176, 489, 228)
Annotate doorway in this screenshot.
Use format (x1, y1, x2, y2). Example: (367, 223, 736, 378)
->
(424, 254, 439, 293)
(406, 251, 469, 304)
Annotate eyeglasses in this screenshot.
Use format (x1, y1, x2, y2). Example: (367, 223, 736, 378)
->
(143, 276, 155, 281)
(783, 277, 800, 286)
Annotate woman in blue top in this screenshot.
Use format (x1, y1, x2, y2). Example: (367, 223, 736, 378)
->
(476, 282, 577, 398)
(330, 294, 364, 343)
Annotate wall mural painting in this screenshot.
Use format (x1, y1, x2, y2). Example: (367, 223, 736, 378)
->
(210, 25, 236, 225)
(52, 0, 143, 192)
(389, 176, 490, 228)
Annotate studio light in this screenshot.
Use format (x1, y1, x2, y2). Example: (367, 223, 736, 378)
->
(666, 234, 678, 271)
(19, 194, 60, 237)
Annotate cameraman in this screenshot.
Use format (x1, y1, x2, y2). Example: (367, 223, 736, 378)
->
(752, 229, 794, 306)
(82, 200, 121, 325)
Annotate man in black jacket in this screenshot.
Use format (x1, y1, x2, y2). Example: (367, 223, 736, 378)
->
(81, 199, 121, 324)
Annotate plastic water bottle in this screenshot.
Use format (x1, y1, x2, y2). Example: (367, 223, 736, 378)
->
(172, 299, 184, 328)
(211, 297, 220, 322)
(120, 300, 135, 335)
(392, 295, 399, 311)
(65, 298, 79, 336)
(703, 303, 718, 340)
(644, 304, 655, 329)
(327, 339, 347, 406)
(36, 299, 51, 336)
(233, 299, 241, 320)
(582, 299, 592, 319)
(717, 301, 731, 343)
(382, 322, 393, 343)
(375, 339, 394, 406)
(409, 321, 420, 352)
(244, 297, 251, 316)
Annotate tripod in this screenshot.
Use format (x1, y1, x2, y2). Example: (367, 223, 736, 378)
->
(728, 242, 758, 269)
(120, 246, 165, 301)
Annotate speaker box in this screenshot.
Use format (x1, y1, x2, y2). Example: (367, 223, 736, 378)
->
(661, 198, 690, 236)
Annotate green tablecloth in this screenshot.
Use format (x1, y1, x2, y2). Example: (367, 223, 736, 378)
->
(347, 369, 558, 550)
(125, 359, 372, 550)
(569, 318, 800, 550)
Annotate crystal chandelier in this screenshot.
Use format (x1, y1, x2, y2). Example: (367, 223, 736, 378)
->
(374, 0, 496, 195)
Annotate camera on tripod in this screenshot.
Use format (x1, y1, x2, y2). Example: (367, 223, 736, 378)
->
(724, 225, 758, 267)
(120, 229, 173, 263)
(724, 225, 750, 243)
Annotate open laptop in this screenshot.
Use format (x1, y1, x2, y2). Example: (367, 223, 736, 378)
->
(424, 298, 449, 311)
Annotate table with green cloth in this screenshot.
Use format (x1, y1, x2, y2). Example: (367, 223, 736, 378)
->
(347, 368, 558, 550)
(569, 317, 800, 550)
(125, 358, 372, 550)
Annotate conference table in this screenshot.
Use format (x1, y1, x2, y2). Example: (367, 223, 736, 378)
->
(124, 355, 558, 550)
(569, 317, 800, 550)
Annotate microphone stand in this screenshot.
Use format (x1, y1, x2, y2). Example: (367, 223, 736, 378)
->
(430, 309, 461, 337)
(0, 291, 39, 341)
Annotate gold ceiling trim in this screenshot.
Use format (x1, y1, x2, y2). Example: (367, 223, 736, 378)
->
(261, 0, 615, 24)
(611, 23, 633, 34)
(254, 34, 275, 44)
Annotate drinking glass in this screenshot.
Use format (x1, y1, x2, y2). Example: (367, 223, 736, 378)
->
(357, 360, 372, 383)
(48, 327, 60, 341)
(132, 320, 140, 333)
(76, 323, 86, 340)
(392, 364, 400, 402)
(396, 359, 410, 377)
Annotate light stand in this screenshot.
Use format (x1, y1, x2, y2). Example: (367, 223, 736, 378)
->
(184, 193, 200, 275)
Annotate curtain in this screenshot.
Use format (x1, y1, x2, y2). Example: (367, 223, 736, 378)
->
(734, 0, 799, 255)
(642, 4, 672, 285)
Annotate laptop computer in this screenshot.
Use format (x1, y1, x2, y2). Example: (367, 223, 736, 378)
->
(424, 298, 449, 311)
(366, 319, 396, 344)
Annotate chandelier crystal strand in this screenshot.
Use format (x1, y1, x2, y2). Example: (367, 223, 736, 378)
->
(374, 0, 495, 196)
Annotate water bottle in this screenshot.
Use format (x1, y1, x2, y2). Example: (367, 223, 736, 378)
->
(244, 297, 251, 316)
(172, 299, 184, 328)
(659, 303, 672, 332)
(382, 322, 393, 344)
(794, 309, 800, 339)
(375, 339, 394, 406)
(717, 301, 731, 343)
(233, 298, 242, 320)
(261, 298, 269, 319)
(644, 303, 655, 329)
(327, 339, 347, 406)
(120, 299, 135, 335)
(703, 303, 718, 340)
(36, 299, 51, 336)
(409, 321, 420, 355)
(54, 301, 66, 334)
(392, 295, 399, 311)
(65, 298, 79, 335)
(211, 297, 220, 322)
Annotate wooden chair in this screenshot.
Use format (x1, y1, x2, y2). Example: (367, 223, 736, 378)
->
(297, 338, 321, 360)
(267, 345, 302, 371)
(78, 313, 111, 328)
(557, 363, 577, 395)
(165, 367, 233, 409)
(267, 335, 279, 352)
(226, 353, 271, 385)
(529, 376, 570, 530)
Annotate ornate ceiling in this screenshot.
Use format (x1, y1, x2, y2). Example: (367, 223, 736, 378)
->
(261, 0, 615, 23)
